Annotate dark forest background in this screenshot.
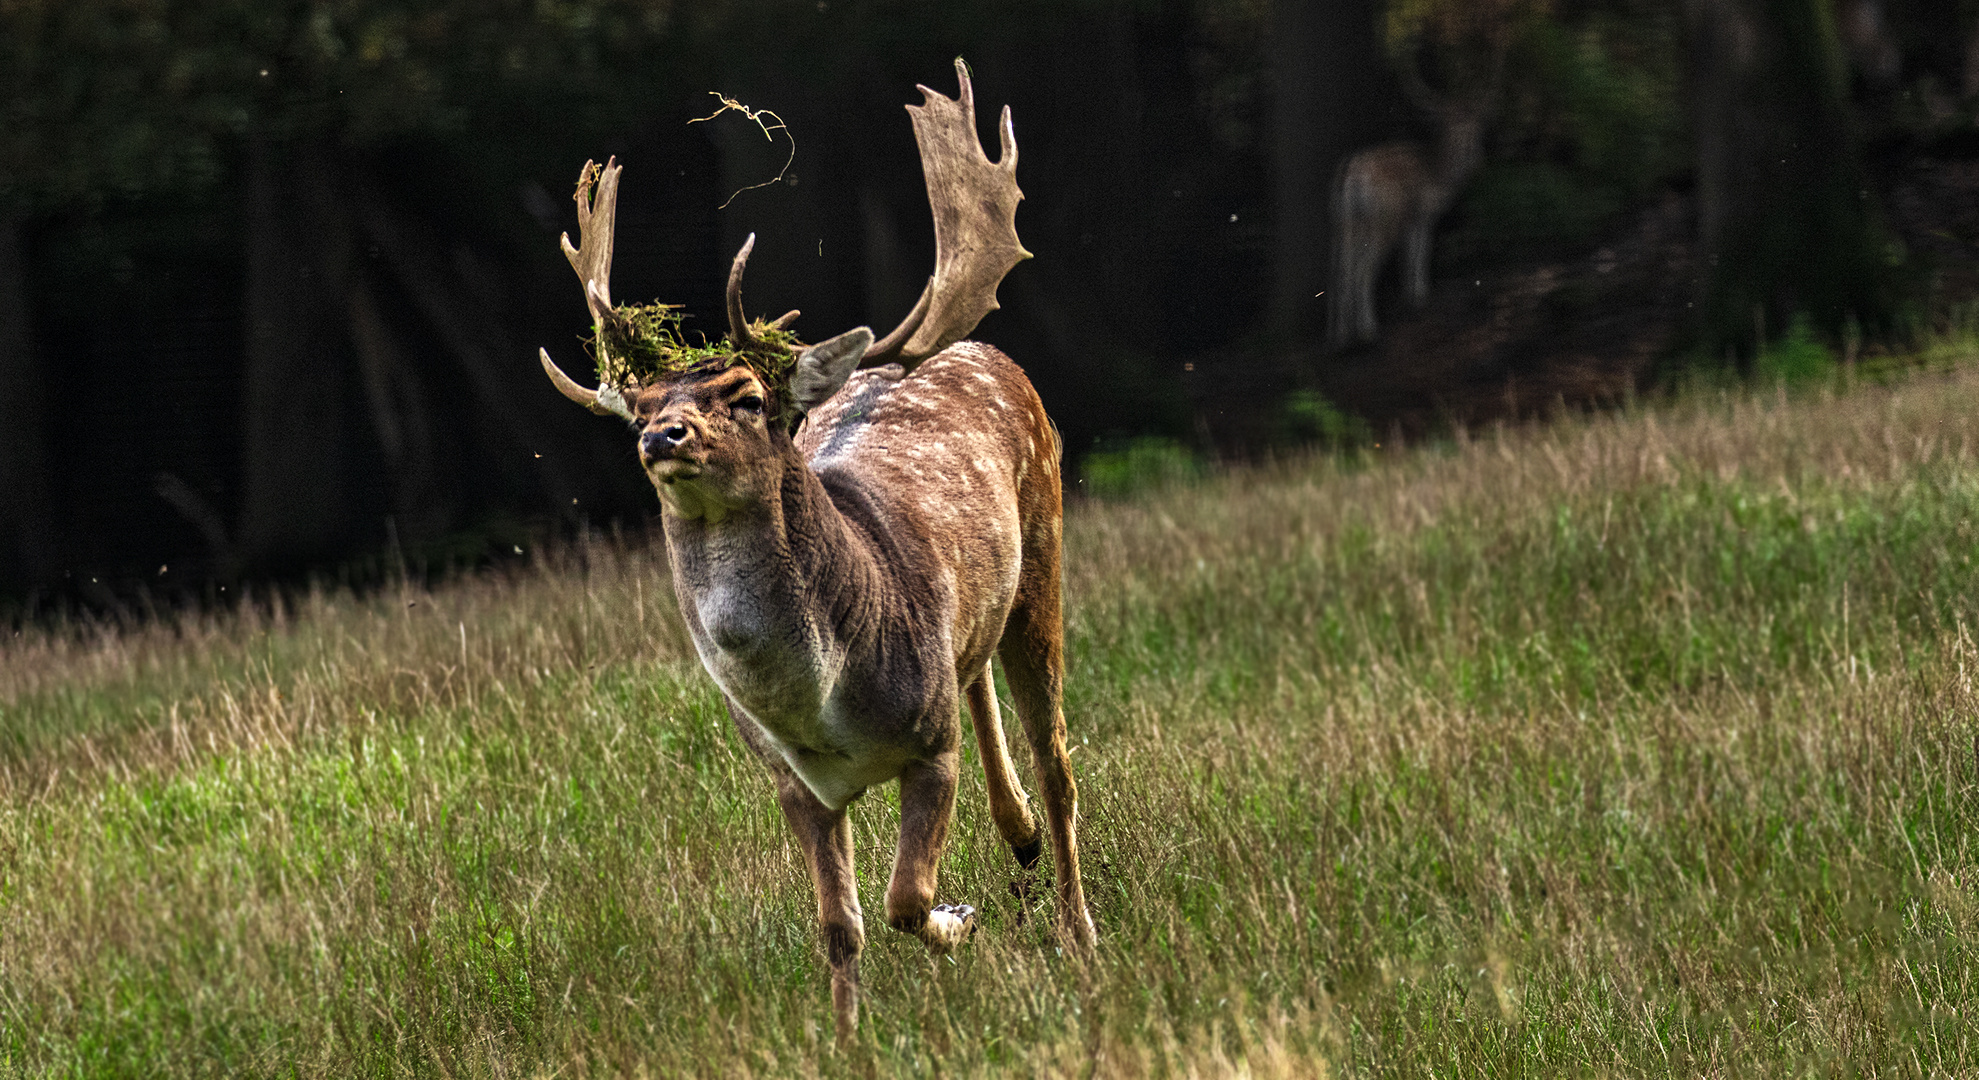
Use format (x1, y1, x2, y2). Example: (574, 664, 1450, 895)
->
(5, 0, 1979, 610)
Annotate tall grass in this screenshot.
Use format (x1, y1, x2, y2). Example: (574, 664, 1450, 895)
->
(6, 369, 1979, 1075)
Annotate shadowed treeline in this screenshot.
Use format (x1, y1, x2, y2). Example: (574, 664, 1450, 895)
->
(4, 0, 1977, 606)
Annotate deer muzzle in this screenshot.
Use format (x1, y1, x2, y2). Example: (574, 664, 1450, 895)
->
(640, 421, 706, 482)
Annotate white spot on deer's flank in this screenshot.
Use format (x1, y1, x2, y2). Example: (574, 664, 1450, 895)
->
(973, 372, 996, 385)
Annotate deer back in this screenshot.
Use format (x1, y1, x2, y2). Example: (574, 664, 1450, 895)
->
(798, 341, 1059, 676)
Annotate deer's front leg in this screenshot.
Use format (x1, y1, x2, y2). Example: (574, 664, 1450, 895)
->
(729, 699, 866, 1041)
(771, 772, 865, 1043)
(1404, 219, 1433, 308)
(887, 751, 975, 951)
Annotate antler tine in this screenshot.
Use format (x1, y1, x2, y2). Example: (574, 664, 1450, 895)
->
(726, 234, 763, 351)
(539, 157, 634, 420)
(540, 347, 631, 419)
(724, 236, 801, 351)
(562, 158, 621, 326)
(865, 281, 933, 361)
(859, 58, 1030, 373)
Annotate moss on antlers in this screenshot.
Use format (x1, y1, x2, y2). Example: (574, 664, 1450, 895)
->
(588, 302, 807, 427)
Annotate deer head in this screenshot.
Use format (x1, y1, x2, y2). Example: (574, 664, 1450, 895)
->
(1394, 37, 1507, 189)
(537, 58, 1029, 476)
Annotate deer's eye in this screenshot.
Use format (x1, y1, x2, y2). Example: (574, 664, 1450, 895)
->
(732, 395, 765, 415)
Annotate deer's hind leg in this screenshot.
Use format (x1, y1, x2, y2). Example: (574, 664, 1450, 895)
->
(997, 547, 1098, 949)
(966, 664, 1044, 868)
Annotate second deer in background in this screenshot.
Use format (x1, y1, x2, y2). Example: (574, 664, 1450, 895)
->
(1328, 16, 1512, 350)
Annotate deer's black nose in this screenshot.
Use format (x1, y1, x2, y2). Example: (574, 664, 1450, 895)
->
(640, 423, 692, 463)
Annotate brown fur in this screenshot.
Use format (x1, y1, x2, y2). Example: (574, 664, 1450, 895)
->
(629, 340, 1094, 1042)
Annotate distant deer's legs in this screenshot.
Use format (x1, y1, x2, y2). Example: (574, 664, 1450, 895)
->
(998, 587, 1098, 949)
(1403, 219, 1433, 308)
(966, 664, 1044, 868)
(1352, 240, 1381, 342)
(1334, 173, 1384, 346)
(887, 751, 975, 951)
(1342, 233, 1382, 344)
(1328, 227, 1358, 350)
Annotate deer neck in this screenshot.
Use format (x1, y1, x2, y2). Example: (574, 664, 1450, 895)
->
(1428, 116, 1485, 212)
(657, 444, 886, 738)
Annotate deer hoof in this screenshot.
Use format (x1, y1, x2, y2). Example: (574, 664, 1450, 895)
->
(1011, 835, 1044, 870)
(926, 904, 977, 952)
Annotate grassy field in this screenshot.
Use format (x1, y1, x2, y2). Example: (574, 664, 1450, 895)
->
(7, 360, 1979, 1076)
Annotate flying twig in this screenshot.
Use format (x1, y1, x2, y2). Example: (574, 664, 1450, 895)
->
(689, 93, 796, 210)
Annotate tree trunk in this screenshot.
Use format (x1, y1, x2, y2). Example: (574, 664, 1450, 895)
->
(0, 214, 57, 593)
(1687, 0, 1750, 270)
(1687, 0, 1896, 353)
(350, 175, 582, 511)
(237, 138, 351, 574)
(1264, 0, 1386, 346)
(348, 276, 447, 543)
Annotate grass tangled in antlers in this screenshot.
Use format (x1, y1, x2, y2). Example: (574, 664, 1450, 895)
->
(588, 302, 806, 427)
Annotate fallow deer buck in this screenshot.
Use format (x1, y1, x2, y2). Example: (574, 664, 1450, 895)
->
(536, 61, 1095, 1041)
(1327, 45, 1502, 349)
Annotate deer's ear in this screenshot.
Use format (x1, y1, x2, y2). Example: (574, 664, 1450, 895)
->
(791, 327, 874, 413)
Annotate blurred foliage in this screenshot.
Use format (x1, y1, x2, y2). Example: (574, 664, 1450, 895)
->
(1079, 436, 1205, 499)
(1515, 5, 1686, 200)
(1187, 0, 1271, 152)
(1442, 1, 1685, 263)
(1700, 0, 1906, 351)
(1753, 312, 1840, 386)
(0, 0, 679, 212)
(1383, 0, 1553, 57)
(1443, 162, 1625, 263)
(1281, 389, 1374, 450)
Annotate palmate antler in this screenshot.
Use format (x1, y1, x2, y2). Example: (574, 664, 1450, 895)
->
(539, 157, 635, 420)
(724, 58, 1029, 376)
(1391, 2, 1518, 123)
(860, 59, 1030, 371)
